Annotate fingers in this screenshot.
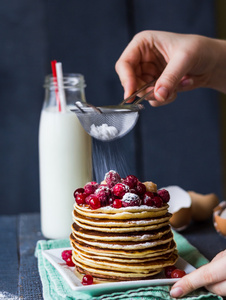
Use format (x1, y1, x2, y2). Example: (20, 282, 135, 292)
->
(170, 255, 226, 298)
(206, 280, 226, 296)
(154, 51, 194, 102)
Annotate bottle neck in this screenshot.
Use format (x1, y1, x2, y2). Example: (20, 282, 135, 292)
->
(43, 74, 87, 110)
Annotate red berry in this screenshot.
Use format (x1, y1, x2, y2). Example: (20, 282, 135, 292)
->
(121, 193, 141, 207)
(171, 269, 186, 278)
(75, 193, 86, 205)
(73, 188, 84, 198)
(113, 183, 128, 198)
(113, 198, 122, 208)
(136, 182, 146, 196)
(152, 195, 163, 208)
(123, 175, 138, 188)
(164, 265, 176, 278)
(66, 256, 75, 267)
(104, 170, 121, 188)
(143, 192, 156, 206)
(61, 250, 72, 261)
(158, 189, 170, 203)
(82, 274, 93, 285)
(84, 182, 99, 195)
(95, 186, 111, 206)
(89, 195, 101, 210)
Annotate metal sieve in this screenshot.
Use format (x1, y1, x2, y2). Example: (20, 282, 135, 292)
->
(71, 80, 156, 142)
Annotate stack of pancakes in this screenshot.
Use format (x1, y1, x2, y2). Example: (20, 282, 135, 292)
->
(70, 202, 178, 282)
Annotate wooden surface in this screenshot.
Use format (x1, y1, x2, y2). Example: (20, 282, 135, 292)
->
(0, 213, 225, 299)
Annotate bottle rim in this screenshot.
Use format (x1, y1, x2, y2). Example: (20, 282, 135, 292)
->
(43, 73, 86, 89)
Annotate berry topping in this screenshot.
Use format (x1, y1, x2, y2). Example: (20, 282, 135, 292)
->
(123, 175, 138, 189)
(143, 192, 156, 206)
(164, 265, 176, 278)
(65, 256, 75, 267)
(171, 269, 186, 278)
(158, 189, 170, 203)
(82, 274, 93, 285)
(89, 195, 101, 210)
(104, 170, 121, 188)
(73, 188, 85, 198)
(121, 193, 141, 207)
(75, 193, 87, 205)
(113, 183, 129, 198)
(84, 182, 99, 195)
(61, 250, 75, 267)
(152, 195, 163, 208)
(136, 182, 146, 196)
(61, 250, 72, 261)
(113, 198, 122, 208)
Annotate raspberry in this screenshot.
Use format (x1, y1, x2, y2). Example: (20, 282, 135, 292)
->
(95, 185, 111, 206)
(123, 175, 138, 188)
(158, 189, 170, 203)
(152, 195, 163, 208)
(75, 193, 86, 205)
(104, 170, 121, 188)
(89, 195, 101, 210)
(171, 269, 186, 278)
(84, 182, 99, 195)
(136, 182, 146, 196)
(73, 188, 84, 198)
(143, 192, 156, 206)
(61, 250, 72, 261)
(113, 198, 122, 208)
(82, 274, 93, 285)
(113, 183, 129, 198)
(121, 193, 141, 207)
(164, 265, 176, 278)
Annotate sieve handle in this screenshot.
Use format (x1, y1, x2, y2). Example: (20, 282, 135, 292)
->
(119, 79, 156, 105)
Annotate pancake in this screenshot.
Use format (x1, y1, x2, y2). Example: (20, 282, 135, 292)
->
(70, 171, 178, 283)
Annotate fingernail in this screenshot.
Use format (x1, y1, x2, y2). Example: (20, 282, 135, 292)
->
(180, 78, 194, 87)
(155, 86, 168, 102)
(170, 287, 184, 298)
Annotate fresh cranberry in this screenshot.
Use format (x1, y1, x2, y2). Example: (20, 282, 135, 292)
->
(61, 250, 72, 261)
(73, 188, 84, 198)
(171, 269, 186, 278)
(121, 193, 141, 207)
(82, 274, 93, 285)
(123, 175, 138, 188)
(65, 256, 75, 267)
(113, 183, 129, 198)
(104, 170, 121, 188)
(136, 182, 146, 196)
(113, 198, 122, 208)
(89, 195, 101, 210)
(158, 189, 170, 203)
(143, 192, 156, 206)
(152, 195, 163, 208)
(84, 182, 99, 195)
(164, 266, 176, 278)
(75, 193, 86, 205)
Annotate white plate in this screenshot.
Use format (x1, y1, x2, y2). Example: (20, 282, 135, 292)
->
(42, 247, 195, 297)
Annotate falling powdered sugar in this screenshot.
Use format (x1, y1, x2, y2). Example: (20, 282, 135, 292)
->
(90, 124, 118, 141)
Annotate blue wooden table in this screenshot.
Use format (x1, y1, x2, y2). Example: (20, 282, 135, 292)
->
(0, 213, 225, 299)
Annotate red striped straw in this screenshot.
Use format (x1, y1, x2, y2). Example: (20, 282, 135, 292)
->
(51, 60, 61, 112)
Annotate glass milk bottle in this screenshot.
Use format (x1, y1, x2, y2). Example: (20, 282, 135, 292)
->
(39, 74, 92, 239)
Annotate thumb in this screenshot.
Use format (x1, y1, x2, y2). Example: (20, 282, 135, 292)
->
(154, 51, 193, 102)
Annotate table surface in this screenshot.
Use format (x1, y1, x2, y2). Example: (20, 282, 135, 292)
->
(0, 213, 225, 299)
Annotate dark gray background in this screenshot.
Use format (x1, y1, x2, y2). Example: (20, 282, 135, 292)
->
(0, 0, 223, 214)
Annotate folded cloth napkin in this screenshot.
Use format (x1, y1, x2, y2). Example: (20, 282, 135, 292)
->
(35, 231, 223, 300)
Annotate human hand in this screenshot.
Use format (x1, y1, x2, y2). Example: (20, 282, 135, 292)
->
(170, 250, 226, 298)
(115, 31, 226, 106)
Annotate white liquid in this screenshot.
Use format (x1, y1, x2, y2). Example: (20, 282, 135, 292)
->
(39, 106, 92, 239)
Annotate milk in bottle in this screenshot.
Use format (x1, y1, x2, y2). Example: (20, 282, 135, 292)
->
(39, 74, 92, 239)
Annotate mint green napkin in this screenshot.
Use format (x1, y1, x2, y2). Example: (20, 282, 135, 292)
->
(35, 231, 223, 300)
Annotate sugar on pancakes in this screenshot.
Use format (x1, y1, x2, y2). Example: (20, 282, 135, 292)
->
(70, 170, 178, 283)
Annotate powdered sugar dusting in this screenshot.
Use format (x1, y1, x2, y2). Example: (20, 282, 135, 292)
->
(90, 124, 118, 140)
